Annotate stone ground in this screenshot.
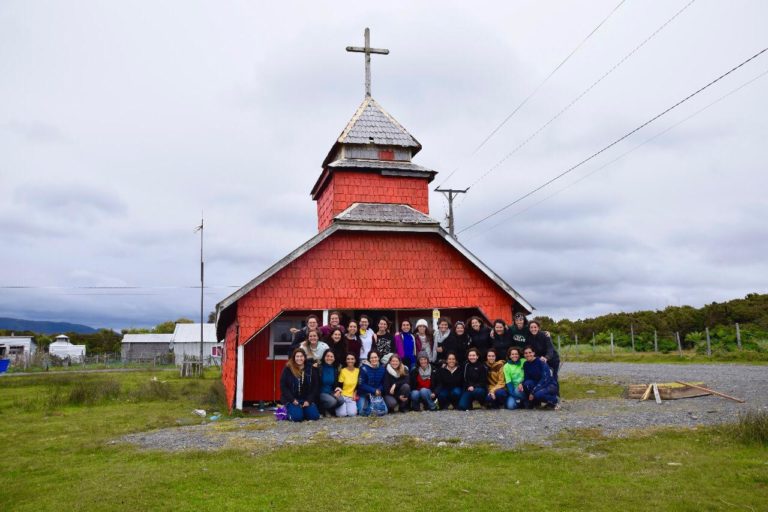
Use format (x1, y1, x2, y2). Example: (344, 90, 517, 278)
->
(122, 362, 766, 451)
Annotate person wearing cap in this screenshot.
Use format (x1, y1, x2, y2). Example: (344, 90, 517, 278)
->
(410, 351, 438, 411)
(414, 319, 436, 363)
(508, 312, 530, 350)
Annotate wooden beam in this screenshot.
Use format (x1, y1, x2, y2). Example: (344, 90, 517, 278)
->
(675, 381, 745, 403)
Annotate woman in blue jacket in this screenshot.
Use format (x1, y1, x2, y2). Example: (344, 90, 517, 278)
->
(357, 350, 387, 416)
(522, 345, 559, 409)
(317, 349, 344, 416)
(279, 348, 320, 422)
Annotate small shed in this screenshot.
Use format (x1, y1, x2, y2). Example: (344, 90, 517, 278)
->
(120, 333, 173, 362)
(170, 323, 222, 366)
(48, 334, 86, 361)
(0, 335, 36, 359)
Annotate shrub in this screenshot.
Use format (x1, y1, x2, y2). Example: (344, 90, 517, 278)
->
(67, 378, 121, 405)
(727, 410, 768, 445)
(132, 379, 174, 401)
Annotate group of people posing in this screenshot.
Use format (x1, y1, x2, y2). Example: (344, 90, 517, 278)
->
(280, 312, 561, 422)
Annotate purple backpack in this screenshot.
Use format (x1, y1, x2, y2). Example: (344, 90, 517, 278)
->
(274, 405, 288, 421)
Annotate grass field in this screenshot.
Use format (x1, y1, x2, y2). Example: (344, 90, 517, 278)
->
(557, 346, 768, 364)
(0, 370, 765, 511)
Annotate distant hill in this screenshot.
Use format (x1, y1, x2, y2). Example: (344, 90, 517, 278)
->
(0, 317, 98, 334)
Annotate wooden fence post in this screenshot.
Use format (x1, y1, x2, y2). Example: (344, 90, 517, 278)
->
(575, 334, 579, 354)
(630, 324, 635, 352)
(653, 330, 658, 353)
(557, 335, 561, 352)
(676, 331, 683, 356)
(592, 332, 596, 352)
(735, 323, 742, 350)
(705, 327, 711, 357)
(610, 332, 614, 356)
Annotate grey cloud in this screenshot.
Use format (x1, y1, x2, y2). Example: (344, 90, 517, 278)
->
(3, 120, 70, 144)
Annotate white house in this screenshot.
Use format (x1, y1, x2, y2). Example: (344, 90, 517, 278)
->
(48, 334, 86, 361)
(0, 335, 36, 359)
(170, 323, 222, 366)
(121, 333, 174, 362)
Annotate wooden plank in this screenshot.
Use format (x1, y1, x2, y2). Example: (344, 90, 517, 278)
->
(628, 382, 709, 400)
(652, 383, 662, 404)
(640, 384, 653, 401)
(675, 381, 746, 403)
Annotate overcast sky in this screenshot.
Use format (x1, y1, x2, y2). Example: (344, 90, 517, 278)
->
(1, 0, 766, 329)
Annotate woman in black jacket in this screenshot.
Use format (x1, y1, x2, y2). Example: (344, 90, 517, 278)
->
(441, 321, 472, 364)
(383, 354, 411, 412)
(525, 320, 561, 382)
(435, 352, 463, 410)
(467, 316, 492, 356)
(458, 348, 488, 411)
(280, 348, 320, 422)
(490, 319, 513, 360)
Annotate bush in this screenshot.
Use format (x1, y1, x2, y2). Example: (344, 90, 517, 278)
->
(726, 410, 768, 445)
(68, 379, 121, 405)
(132, 378, 174, 401)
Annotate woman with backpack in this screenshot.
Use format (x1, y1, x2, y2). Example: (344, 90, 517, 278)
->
(279, 348, 320, 422)
(458, 348, 488, 411)
(435, 352, 463, 410)
(410, 351, 438, 411)
(357, 350, 387, 416)
(336, 353, 359, 417)
(383, 354, 411, 412)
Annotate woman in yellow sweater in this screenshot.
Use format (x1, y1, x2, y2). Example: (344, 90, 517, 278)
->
(336, 353, 360, 417)
(485, 349, 507, 409)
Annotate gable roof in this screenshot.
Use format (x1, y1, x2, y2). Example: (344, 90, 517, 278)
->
(121, 333, 174, 344)
(171, 323, 218, 343)
(322, 97, 421, 167)
(335, 203, 440, 226)
(215, 216, 533, 337)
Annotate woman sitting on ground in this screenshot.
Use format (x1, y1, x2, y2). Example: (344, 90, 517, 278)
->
(441, 321, 471, 364)
(435, 352, 463, 410)
(344, 320, 363, 363)
(414, 319, 436, 363)
(458, 348, 488, 411)
(299, 329, 329, 366)
(374, 316, 394, 357)
(489, 319, 512, 361)
(279, 348, 320, 422)
(525, 320, 561, 382)
(336, 353, 359, 417)
(394, 319, 420, 369)
(317, 349, 344, 416)
(485, 348, 507, 409)
(383, 354, 411, 413)
(357, 350, 386, 416)
(522, 345, 559, 409)
(467, 316, 492, 356)
(503, 347, 526, 410)
(409, 351, 438, 411)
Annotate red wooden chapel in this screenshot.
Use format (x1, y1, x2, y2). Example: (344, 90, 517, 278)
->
(216, 31, 533, 410)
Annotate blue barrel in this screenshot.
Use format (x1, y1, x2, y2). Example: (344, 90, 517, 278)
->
(0, 359, 10, 373)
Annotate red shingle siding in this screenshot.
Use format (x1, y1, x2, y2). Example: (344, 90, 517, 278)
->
(222, 322, 238, 410)
(235, 230, 515, 347)
(316, 171, 430, 230)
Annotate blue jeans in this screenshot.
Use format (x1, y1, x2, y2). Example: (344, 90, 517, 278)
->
(410, 388, 437, 411)
(505, 387, 525, 410)
(458, 387, 487, 411)
(437, 387, 462, 410)
(286, 402, 320, 422)
(486, 388, 508, 408)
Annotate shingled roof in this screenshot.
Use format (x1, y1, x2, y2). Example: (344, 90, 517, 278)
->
(334, 203, 440, 225)
(338, 97, 421, 148)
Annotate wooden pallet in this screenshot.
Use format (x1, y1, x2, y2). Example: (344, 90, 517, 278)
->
(627, 381, 710, 400)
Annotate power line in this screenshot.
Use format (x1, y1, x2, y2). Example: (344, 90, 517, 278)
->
(0, 285, 240, 290)
(435, 0, 627, 189)
(453, 0, 697, 205)
(457, 46, 768, 235)
(462, 68, 768, 242)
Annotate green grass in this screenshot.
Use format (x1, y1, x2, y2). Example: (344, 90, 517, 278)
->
(0, 371, 765, 511)
(558, 346, 768, 364)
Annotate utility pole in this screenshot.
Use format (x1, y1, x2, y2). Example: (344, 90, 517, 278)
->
(435, 187, 469, 239)
(194, 216, 205, 375)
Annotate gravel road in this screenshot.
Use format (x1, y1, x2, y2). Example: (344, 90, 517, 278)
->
(122, 362, 766, 451)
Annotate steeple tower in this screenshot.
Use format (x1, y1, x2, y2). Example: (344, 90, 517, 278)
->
(311, 29, 436, 231)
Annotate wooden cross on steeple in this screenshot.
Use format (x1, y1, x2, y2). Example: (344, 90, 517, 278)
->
(346, 27, 389, 97)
